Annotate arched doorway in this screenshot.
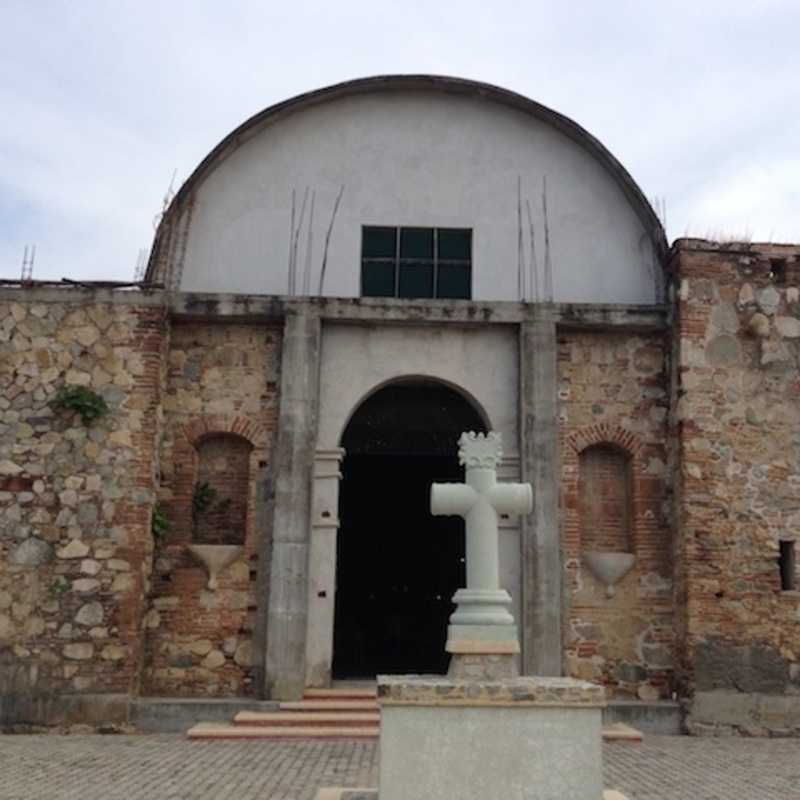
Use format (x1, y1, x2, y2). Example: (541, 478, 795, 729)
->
(332, 380, 487, 678)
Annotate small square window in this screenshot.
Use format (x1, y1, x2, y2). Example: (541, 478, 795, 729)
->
(361, 260, 396, 297)
(399, 261, 434, 298)
(438, 229, 471, 260)
(361, 227, 471, 300)
(400, 228, 434, 259)
(437, 263, 471, 299)
(362, 227, 397, 259)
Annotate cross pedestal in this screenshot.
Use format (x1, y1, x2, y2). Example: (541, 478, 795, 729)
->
(430, 431, 531, 679)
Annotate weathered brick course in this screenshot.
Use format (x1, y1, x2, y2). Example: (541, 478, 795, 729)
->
(558, 330, 673, 700)
(142, 321, 281, 697)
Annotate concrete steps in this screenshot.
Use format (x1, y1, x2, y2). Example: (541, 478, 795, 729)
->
(186, 685, 647, 742)
(187, 687, 380, 740)
(188, 722, 379, 740)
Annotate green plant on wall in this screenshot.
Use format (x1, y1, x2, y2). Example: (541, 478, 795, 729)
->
(192, 482, 217, 530)
(191, 482, 233, 535)
(51, 385, 110, 425)
(49, 576, 69, 597)
(151, 504, 170, 541)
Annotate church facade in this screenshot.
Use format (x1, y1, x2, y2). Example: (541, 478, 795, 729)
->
(1, 76, 799, 735)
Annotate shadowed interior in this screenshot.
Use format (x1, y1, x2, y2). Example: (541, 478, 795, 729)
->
(333, 382, 486, 678)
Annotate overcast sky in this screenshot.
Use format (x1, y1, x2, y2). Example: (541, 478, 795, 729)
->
(2, 0, 798, 282)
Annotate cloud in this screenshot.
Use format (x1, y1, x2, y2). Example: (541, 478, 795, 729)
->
(680, 155, 800, 242)
(1, 0, 798, 280)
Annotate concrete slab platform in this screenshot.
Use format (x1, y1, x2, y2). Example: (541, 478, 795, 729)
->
(604, 699, 681, 735)
(131, 697, 280, 733)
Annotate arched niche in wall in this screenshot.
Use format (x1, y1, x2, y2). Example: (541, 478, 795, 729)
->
(192, 433, 253, 546)
(579, 444, 632, 553)
(578, 443, 635, 598)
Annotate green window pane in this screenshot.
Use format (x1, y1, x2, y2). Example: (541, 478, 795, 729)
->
(362, 260, 396, 296)
(437, 263, 471, 299)
(398, 261, 434, 298)
(400, 228, 434, 259)
(437, 229, 471, 260)
(363, 227, 397, 258)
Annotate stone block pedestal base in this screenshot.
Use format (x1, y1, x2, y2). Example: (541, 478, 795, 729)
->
(377, 675, 606, 800)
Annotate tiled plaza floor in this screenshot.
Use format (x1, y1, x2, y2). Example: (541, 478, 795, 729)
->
(0, 734, 798, 799)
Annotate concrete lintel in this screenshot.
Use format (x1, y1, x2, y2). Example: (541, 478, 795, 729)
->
(556, 303, 669, 332)
(0, 286, 667, 332)
(0, 285, 166, 306)
(264, 306, 322, 700)
(519, 307, 562, 676)
(171, 292, 285, 321)
(167, 291, 667, 329)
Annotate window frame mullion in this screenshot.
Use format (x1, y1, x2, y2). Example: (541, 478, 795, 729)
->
(394, 226, 401, 297)
(433, 228, 439, 298)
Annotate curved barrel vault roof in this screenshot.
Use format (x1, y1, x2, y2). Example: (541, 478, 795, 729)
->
(147, 75, 667, 301)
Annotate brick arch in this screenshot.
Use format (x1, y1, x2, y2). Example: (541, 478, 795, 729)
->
(565, 423, 644, 459)
(182, 415, 269, 450)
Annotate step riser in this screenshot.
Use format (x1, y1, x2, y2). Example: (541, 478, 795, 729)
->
(190, 735, 379, 740)
(235, 712, 379, 723)
(188, 725, 379, 740)
(280, 703, 378, 712)
(233, 721, 379, 728)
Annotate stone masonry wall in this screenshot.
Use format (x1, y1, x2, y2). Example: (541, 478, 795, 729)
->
(558, 329, 674, 700)
(0, 289, 166, 725)
(672, 241, 800, 735)
(142, 321, 280, 697)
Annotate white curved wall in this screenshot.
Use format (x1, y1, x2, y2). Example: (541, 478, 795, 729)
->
(174, 90, 660, 304)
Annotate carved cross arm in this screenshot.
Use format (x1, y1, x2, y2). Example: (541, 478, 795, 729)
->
(487, 483, 533, 517)
(430, 483, 477, 518)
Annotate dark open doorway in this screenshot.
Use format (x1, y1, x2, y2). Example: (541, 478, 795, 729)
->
(332, 381, 487, 678)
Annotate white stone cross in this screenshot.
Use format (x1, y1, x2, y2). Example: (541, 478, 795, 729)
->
(431, 432, 532, 648)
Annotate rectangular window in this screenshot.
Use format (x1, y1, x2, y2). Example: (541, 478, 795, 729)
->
(779, 540, 796, 591)
(361, 226, 471, 299)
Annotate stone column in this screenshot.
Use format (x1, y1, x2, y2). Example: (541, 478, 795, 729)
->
(519, 308, 562, 675)
(263, 304, 321, 700)
(304, 447, 344, 687)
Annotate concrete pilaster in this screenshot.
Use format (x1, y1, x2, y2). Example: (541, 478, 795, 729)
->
(519, 309, 562, 675)
(263, 305, 321, 699)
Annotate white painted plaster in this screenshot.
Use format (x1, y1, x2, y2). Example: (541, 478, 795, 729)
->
(174, 89, 660, 304)
(317, 323, 518, 449)
(305, 322, 520, 684)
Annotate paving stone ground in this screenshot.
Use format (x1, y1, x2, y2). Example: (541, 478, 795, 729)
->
(0, 734, 799, 800)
